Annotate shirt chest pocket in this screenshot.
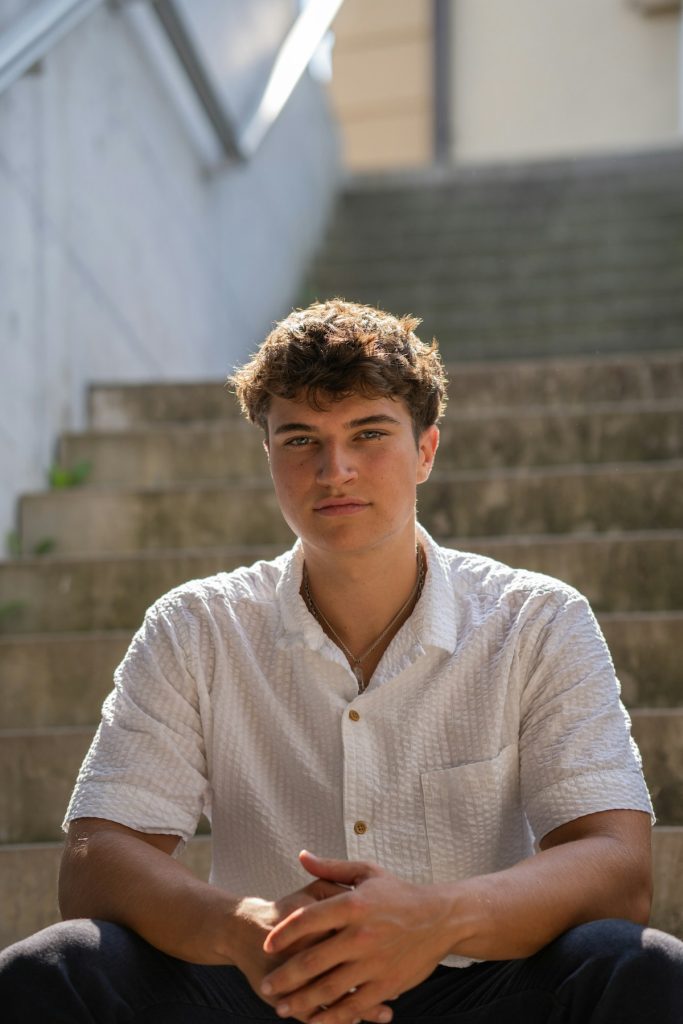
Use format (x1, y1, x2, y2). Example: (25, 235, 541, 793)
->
(420, 744, 528, 883)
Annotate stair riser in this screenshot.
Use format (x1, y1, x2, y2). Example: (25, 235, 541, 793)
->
(2, 535, 682, 636)
(315, 258, 683, 297)
(19, 465, 683, 555)
(59, 407, 683, 487)
(445, 359, 683, 408)
(0, 634, 130, 728)
(0, 731, 93, 843)
(1, 712, 679, 845)
(631, 715, 683, 829)
(433, 327, 683, 363)
(1, 614, 680, 730)
(0, 829, 679, 950)
(0, 548, 280, 635)
(88, 356, 683, 428)
(0, 837, 211, 950)
(89, 383, 242, 431)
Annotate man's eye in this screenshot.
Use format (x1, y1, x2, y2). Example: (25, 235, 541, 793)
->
(358, 430, 386, 440)
(284, 436, 313, 447)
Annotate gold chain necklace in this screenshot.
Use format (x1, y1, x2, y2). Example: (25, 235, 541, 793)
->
(302, 546, 426, 694)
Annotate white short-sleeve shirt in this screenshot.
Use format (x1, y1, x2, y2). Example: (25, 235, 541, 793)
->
(64, 526, 653, 967)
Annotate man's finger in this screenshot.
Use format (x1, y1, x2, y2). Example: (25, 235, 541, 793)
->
(299, 850, 377, 887)
(264, 894, 352, 956)
(262, 924, 359, 997)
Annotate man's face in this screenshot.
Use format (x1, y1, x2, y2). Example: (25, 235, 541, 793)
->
(264, 392, 438, 559)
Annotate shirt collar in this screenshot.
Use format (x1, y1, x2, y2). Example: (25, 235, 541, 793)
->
(275, 526, 457, 655)
(409, 524, 458, 654)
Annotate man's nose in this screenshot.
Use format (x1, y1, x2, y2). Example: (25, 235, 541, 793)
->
(316, 443, 357, 486)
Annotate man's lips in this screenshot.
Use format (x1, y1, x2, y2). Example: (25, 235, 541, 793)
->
(313, 498, 370, 516)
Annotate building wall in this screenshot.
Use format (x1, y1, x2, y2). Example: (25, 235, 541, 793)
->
(452, 0, 682, 163)
(327, 0, 681, 171)
(327, 0, 434, 171)
(0, 0, 340, 546)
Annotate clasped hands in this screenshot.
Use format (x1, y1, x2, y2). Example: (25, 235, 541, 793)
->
(256, 850, 453, 1024)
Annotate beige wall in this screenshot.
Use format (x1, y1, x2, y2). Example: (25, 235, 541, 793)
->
(452, 0, 682, 163)
(328, 0, 434, 171)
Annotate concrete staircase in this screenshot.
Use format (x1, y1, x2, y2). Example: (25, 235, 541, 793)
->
(307, 147, 683, 361)
(1, 350, 682, 947)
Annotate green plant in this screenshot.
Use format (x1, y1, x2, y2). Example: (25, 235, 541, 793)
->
(5, 530, 21, 557)
(5, 532, 57, 557)
(32, 537, 57, 556)
(0, 599, 26, 623)
(49, 460, 92, 488)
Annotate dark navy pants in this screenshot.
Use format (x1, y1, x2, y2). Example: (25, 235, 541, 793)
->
(1, 917, 682, 1022)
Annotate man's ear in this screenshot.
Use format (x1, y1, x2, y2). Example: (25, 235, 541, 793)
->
(416, 425, 439, 484)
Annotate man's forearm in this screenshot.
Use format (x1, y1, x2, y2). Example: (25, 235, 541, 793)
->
(59, 824, 243, 964)
(442, 831, 652, 961)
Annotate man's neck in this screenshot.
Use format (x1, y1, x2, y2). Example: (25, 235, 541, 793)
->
(300, 529, 424, 672)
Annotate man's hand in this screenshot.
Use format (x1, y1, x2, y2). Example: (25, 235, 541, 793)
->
(232, 879, 344, 1007)
(260, 851, 454, 1024)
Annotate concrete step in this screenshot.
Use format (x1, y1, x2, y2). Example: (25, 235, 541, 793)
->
(315, 274, 683, 320)
(2, 532, 682, 636)
(431, 323, 683, 363)
(0, 710, 680, 845)
(0, 727, 93, 843)
(88, 353, 683, 429)
(89, 381, 242, 431)
(599, 613, 683, 709)
(2, 612, 680, 729)
(445, 353, 683, 408)
(0, 828, 679, 950)
(19, 461, 683, 556)
(0, 631, 130, 728)
(322, 215, 683, 272)
(417, 294, 683, 335)
(58, 402, 683, 487)
(460, 531, 683, 614)
(630, 711, 683, 829)
(315, 244, 683, 289)
(0, 835, 212, 950)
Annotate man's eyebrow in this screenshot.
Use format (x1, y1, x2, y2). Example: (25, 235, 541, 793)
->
(272, 414, 401, 436)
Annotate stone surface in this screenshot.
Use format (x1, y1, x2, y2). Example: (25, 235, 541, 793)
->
(2, 533, 683, 636)
(59, 401, 683, 486)
(310, 151, 683, 360)
(0, 728, 94, 843)
(0, 835, 212, 950)
(0, 632, 130, 729)
(631, 711, 683, 828)
(89, 352, 683, 429)
(601, 613, 683, 708)
(18, 461, 683, 555)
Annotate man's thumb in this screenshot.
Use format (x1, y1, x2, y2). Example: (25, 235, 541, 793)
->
(299, 849, 376, 886)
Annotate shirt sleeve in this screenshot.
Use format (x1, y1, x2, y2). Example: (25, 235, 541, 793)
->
(518, 588, 654, 843)
(63, 592, 211, 844)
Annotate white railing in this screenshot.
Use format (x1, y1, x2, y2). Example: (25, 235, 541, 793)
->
(0, 0, 104, 95)
(0, 0, 343, 160)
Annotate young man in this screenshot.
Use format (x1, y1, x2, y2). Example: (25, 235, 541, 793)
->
(1, 299, 681, 1020)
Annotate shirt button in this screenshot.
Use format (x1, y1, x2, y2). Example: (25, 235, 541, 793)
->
(353, 820, 368, 835)
(349, 709, 361, 721)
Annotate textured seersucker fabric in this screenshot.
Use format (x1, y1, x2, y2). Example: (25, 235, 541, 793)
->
(64, 526, 652, 968)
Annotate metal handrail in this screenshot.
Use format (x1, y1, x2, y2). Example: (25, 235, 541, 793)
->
(0, 0, 104, 95)
(238, 0, 344, 158)
(0, 0, 343, 162)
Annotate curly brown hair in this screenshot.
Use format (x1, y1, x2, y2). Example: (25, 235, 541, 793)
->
(228, 298, 448, 438)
